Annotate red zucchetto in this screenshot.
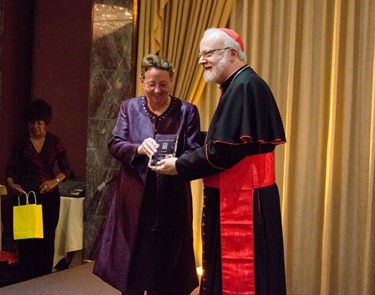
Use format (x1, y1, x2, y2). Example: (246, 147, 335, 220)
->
(218, 28, 245, 51)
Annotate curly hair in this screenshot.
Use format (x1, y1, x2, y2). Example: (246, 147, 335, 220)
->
(140, 54, 175, 79)
(22, 99, 53, 125)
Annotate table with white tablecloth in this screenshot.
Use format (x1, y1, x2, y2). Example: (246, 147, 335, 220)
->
(53, 196, 85, 268)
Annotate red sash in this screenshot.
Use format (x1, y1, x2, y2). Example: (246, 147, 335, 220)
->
(218, 152, 275, 294)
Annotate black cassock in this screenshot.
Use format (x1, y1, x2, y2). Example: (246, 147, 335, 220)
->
(177, 66, 287, 295)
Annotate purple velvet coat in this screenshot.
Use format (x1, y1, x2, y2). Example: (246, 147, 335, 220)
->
(93, 96, 201, 294)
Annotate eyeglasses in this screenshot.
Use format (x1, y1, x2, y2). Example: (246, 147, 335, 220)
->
(198, 47, 231, 59)
(144, 82, 170, 91)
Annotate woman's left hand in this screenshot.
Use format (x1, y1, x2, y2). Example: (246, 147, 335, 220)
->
(39, 179, 59, 194)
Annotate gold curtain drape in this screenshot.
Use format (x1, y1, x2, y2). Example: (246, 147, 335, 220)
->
(198, 1, 375, 294)
(136, 0, 375, 294)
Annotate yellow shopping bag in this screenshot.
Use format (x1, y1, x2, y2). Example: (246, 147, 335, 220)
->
(13, 191, 44, 240)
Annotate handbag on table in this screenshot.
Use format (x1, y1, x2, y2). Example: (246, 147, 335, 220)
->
(13, 190, 44, 240)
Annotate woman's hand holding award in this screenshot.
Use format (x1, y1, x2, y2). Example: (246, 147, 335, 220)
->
(148, 134, 178, 168)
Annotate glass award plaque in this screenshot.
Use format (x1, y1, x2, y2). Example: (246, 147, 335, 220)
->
(148, 134, 178, 168)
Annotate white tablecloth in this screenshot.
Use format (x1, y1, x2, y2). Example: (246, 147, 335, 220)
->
(53, 196, 85, 267)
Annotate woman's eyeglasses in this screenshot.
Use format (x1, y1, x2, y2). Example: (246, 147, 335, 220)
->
(144, 82, 170, 91)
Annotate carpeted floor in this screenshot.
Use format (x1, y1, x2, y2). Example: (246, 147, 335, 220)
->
(0, 261, 201, 295)
(0, 262, 121, 294)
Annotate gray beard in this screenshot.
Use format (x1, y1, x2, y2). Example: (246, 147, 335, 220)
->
(203, 55, 228, 83)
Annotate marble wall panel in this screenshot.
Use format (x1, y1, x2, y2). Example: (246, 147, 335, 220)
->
(84, 1, 135, 259)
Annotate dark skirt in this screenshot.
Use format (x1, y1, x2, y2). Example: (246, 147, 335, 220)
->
(127, 172, 198, 295)
(17, 188, 60, 281)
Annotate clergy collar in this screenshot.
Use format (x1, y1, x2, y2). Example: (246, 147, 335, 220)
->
(220, 65, 249, 93)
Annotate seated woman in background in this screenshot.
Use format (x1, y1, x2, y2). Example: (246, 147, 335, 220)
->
(6, 98, 71, 281)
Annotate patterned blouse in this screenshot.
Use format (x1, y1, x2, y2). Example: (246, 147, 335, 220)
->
(6, 132, 71, 192)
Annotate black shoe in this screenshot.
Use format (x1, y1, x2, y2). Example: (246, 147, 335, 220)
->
(54, 257, 70, 271)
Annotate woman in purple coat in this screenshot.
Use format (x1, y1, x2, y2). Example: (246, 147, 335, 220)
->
(93, 54, 201, 295)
